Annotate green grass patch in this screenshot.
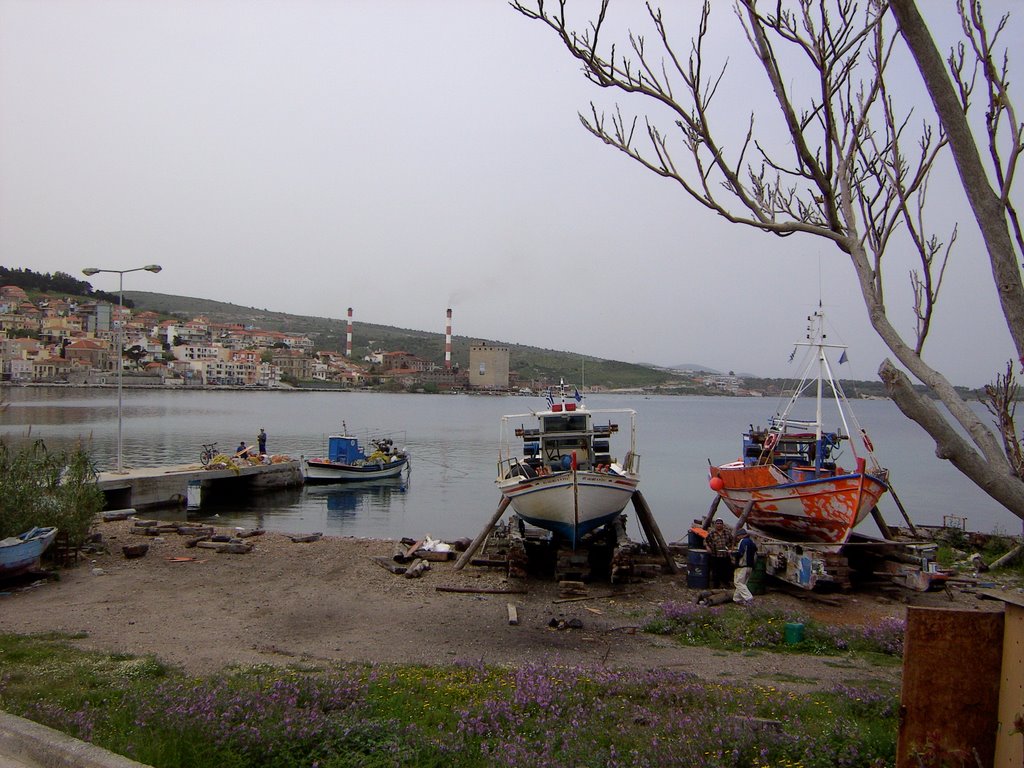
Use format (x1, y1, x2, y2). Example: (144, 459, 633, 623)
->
(644, 602, 906, 657)
(0, 633, 898, 768)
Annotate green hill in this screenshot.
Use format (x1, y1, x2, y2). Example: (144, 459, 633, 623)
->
(126, 291, 678, 389)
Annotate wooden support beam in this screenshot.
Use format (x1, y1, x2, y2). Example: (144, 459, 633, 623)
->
(887, 483, 919, 536)
(733, 499, 754, 533)
(870, 506, 895, 540)
(701, 495, 722, 530)
(454, 497, 510, 571)
(631, 490, 679, 574)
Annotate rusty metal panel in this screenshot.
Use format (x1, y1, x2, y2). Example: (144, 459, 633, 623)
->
(897, 607, 1004, 768)
(995, 603, 1024, 768)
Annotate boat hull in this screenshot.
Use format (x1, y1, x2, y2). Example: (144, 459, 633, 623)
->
(0, 527, 58, 577)
(304, 455, 409, 483)
(497, 470, 639, 547)
(709, 464, 887, 544)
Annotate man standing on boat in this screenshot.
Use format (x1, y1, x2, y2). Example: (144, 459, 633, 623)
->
(733, 529, 757, 605)
(705, 519, 735, 589)
(258, 428, 267, 455)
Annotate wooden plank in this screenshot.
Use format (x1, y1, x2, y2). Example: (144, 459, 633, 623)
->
(102, 508, 136, 521)
(435, 585, 528, 595)
(412, 549, 454, 562)
(552, 590, 640, 604)
(995, 603, 1024, 767)
(403, 540, 425, 560)
(371, 556, 406, 575)
(897, 607, 1003, 768)
(404, 558, 430, 579)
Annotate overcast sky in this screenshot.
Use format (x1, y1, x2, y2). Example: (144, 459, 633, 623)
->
(0, 1, 1018, 386)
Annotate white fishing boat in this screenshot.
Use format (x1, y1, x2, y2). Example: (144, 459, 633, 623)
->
(708, 308, 889, 544)
(496, 384, 639, 548)
(0, 526, 58, 578)
(304, 427, 410, 484)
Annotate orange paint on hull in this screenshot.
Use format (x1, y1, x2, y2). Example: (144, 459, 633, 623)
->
(709, 465, 887, 544)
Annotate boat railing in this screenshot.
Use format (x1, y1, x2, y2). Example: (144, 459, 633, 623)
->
(622, 451, 640, 475)
(497, 456, 540, 480)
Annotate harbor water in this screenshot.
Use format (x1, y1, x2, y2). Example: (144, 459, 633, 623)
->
(0, 386, 1013, 541)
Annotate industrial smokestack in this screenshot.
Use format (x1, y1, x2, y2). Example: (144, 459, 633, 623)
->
(445, 308, 452, 370)
(346, 308, 353, 358)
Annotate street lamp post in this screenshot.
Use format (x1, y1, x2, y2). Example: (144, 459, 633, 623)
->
(82, 264, 162, 473)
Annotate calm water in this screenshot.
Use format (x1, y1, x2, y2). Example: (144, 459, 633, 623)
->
(0, 386, 1013, 540)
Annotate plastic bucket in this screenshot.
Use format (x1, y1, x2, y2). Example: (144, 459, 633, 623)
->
(784, 622, 805, 644)
(687, 549, 710, 589)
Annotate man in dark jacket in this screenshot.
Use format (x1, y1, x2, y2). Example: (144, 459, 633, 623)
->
(733, 529, 757, 605)
(705, 519, 735, 588)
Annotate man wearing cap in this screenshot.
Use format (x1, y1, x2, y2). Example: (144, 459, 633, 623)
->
(733, 529, 757, 605)
(705, 519, 735, 589)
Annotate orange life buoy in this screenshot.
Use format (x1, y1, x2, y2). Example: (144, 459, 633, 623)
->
(764, 432, 779, 451)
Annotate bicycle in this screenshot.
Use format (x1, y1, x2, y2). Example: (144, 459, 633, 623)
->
(199, 442, 218, 466)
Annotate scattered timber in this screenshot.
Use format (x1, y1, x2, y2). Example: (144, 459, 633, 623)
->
(102, 509, 137, 522)
(435, 585, 528, 595)
(288, 533, 322, 543)
(404, 558, 430, 579)
(216, 542, 253, 555)
(552, 590, 640, 604)
(121, 544, 149, 559)
(372, 556, 406, 575)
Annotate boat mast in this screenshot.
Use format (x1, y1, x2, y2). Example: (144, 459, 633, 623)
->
(815, 317, 824, 445)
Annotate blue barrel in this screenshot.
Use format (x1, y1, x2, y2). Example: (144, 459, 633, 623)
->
(687, 549, 710, 589)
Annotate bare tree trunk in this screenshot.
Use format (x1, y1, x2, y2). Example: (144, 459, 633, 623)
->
(880, 359, 1024, 517)
(889, 0, 1024, 363)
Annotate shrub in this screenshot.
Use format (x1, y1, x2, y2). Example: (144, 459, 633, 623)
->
(0, 440, 105, 546)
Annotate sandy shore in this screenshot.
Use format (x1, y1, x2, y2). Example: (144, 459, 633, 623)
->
(0, 518, 995, 690)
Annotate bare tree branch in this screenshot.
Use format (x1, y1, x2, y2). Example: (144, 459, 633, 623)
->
(512, 0, 1024, 522)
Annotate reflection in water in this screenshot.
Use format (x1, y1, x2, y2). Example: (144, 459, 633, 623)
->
(189, 476, 413, 538)
(307, 477, 409, 517)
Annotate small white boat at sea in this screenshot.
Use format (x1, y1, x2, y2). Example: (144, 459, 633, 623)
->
(496, 384, 639, 548)
(0, 526, 58, 578)
(304, 427, 410, 484)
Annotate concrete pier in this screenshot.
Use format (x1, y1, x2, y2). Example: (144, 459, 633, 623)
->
(94, 461, 304, 511)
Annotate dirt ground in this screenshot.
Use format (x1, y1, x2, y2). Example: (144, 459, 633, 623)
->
(0, 519, 1004, 692)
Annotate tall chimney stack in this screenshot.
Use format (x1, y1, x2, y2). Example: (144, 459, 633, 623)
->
(346, 308, 353, 358)
(445, 308, 452, 370)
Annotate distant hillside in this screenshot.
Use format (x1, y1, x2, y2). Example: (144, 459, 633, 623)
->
(126, 291, 679, 389)
(660, 363, 720, 374)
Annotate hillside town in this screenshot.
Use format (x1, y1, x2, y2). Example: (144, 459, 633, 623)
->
(0, 284, 514, 391)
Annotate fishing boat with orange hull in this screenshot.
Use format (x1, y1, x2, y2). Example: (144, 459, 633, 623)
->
(708, 308, 889, 545)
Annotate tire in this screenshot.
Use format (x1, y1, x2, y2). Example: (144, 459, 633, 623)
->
(200, 451, 211, 466)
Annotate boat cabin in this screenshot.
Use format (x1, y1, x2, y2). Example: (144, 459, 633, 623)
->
(327, 436, 365, 464)
(514, 404, 618, 474)
(743, 427, 842, 478)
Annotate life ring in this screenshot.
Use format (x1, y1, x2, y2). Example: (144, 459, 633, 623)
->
(764, 432, 779, 451)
